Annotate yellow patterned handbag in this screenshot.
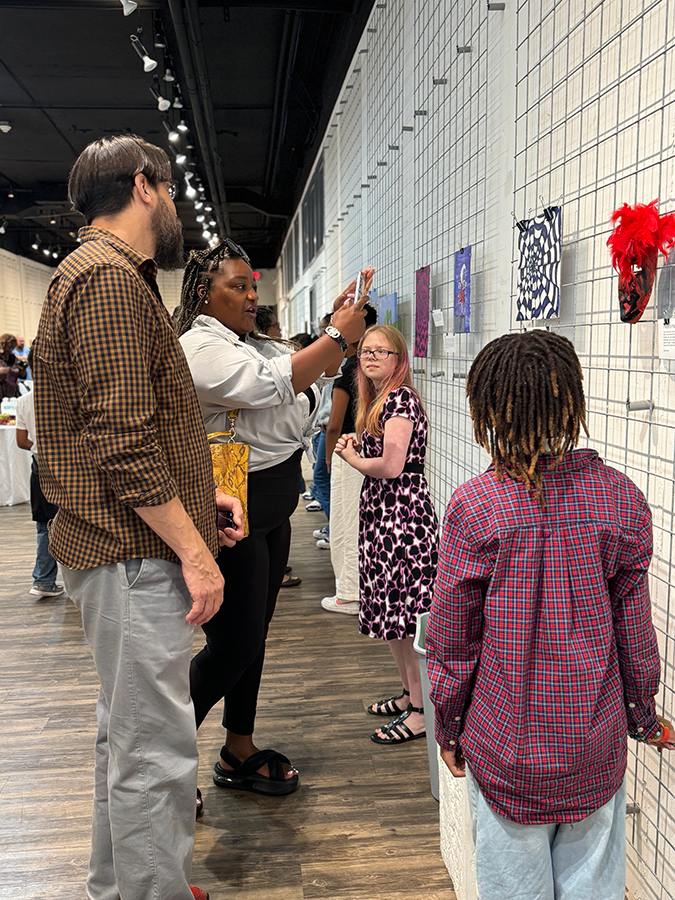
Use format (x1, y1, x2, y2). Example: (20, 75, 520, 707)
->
(207, 409, 250, 537)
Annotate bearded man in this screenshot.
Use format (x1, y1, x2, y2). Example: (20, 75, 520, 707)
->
(33, 135, 243, 900)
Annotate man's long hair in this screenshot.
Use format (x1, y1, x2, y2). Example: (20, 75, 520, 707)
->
(466, 330, 588, 506)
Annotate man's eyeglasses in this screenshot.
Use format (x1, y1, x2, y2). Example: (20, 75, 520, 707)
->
(356, 348, 398, 360)
(165, 180, 178, 200)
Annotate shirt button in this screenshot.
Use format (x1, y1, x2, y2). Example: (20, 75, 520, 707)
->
(628, 703, 636, 709)
(637, 727, 644, 733)
(455, 716, 461, 721)
(449, 740, 456, 746)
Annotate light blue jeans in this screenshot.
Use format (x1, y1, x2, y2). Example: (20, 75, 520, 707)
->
(466, 768, 626, 900)
(32, 520, 59, 589)
(64, 559, 198, 900)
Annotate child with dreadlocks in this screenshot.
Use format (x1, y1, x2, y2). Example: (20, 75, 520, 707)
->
(426, 330, 674, 900)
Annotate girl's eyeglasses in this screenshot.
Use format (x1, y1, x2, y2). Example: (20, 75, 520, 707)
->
(356, 348, 398, 360)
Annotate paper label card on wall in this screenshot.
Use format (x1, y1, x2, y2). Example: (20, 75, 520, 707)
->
(432, 308, 444, 328)
(443, 333, 456, 355)
(658, 317, 675, 360)
(414, 265, 430, 358)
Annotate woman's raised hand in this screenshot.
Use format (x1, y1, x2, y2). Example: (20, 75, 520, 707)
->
(332, 267, 376, 313)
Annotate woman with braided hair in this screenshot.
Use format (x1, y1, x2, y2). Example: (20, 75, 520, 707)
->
(427, 329, 673, 900)
(177, 239, 373, 802)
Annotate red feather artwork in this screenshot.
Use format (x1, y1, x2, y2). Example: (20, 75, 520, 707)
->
(607, 200, 675, 323)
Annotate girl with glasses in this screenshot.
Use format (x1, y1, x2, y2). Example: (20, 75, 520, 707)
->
(334, 325, 438, 745)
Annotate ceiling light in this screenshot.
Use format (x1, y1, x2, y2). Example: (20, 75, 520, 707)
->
(173, 94, 183, 109)
(150, 86, 171, 112)
(162, 120, 180, 142)
(50, 217, 56, 225)
(43, 247, 51, 257)
(196, 214, 205, 223)
(175, 152, 186, 165)
(185, 181, 197, 200)
(0, 220, 6, 234)
(52, 249, 59, 259)
(0, 122, 12, 134)
(177, 119, 188, 133)
(130, 35, 157, 72)
(163, 68, 175, 83)
(204, 205, 212, 212)
(120, 0, 138, 14)
(7, 191, 14, 198)
(31, 236, 39, 250)
(194, 201, 203, 210)
(202, 230, 212, 240)
(209, 219, 216, 228)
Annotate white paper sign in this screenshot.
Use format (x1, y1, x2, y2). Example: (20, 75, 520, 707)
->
(658, 318, 675, 360)
(432, 308, 445, 328)
(443, 333, 456, 355)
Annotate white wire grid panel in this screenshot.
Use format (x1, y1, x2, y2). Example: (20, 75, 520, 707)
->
(278, 0, 675, 895)
(0, 250, 53, 343)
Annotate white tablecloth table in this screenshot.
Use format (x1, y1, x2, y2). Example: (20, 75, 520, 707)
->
(0, 425, 31, 506)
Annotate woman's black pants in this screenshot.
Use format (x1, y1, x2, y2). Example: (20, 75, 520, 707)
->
(190, 450, 302, 735)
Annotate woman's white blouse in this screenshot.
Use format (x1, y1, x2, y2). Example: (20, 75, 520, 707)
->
(180, 315, 330, 472)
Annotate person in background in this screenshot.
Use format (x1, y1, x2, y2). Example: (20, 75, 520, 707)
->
(254, 304, 302, 589)
(176, 245, 373, 799)
(0, 333, 27, 399)
(335, 324, 438, 744)
(321, 303, 378, 612)
(15, 348, 64, 599)
(33, 134, 243, 900)
(13, 335, 27, 361)
(426, 330, 675, 900)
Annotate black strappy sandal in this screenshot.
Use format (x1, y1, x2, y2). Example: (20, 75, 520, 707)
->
(196, 787, 204, 819)
(366, 689, 410, 717)
(370, 706, 426, 745)
(213, 747, 299, 796)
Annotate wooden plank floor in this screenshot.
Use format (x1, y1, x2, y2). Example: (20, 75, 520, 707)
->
(0, 494, 454, 900)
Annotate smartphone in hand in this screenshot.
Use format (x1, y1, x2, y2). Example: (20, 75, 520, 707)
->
(217, 510, 235, 531)
(353, 271, 363, 305)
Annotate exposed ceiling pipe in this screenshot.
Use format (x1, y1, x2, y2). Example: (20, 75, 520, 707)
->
(263, 10, 293, 198)
(165, 0, 231, 236)
(265, 12, 301, 201)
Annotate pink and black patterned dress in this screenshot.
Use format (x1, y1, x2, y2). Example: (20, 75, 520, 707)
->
(359, 386, 439, 640)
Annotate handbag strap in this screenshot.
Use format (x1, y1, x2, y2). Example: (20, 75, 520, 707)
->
(207, 409, 240, 444)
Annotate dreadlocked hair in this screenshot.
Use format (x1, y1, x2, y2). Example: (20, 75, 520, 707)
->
(466, 330, 588, 507)
(173, 242, 248, 337)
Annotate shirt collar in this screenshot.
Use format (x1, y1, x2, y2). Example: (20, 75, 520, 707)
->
(77, 225, 158, 281)
(194, 314, 250, 345)
(537, 448, 600, 472)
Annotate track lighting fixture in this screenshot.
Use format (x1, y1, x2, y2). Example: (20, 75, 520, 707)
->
(175, 152, 187, 165)
(52, 248, 59, 259)
(196, 215, 205, 223)
(202, 230, 212, 240)
(194, 201, 204, 210)
(150, 86, 171, 112)
(43, 247, 51, 257)
(173, 93, 183, 110)
(177, 119, 188, 133)
(209, 220, 216, 228)
(163, 68, 175, 83)
(120, 0, 138, 15)
(0, 122, 12, 134)
(204, 205, 212, 212)
(130, 35, 157, 72)
(185, 182, 197, 200)
(31, 236, 40, 251)
(162, 120, 180, 143)
(0, 220, 6, 234)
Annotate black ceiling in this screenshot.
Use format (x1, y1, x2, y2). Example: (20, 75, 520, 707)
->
(0, 0, 375, 268)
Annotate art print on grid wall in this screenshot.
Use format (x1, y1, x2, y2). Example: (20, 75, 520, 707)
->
(516, 206, 562, 321)
(414, 265, 430, 357)
(454, 246, 471, 333)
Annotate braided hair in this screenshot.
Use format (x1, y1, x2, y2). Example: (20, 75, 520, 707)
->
(466, 330, 588, 507)
(173, 240, 250, 337)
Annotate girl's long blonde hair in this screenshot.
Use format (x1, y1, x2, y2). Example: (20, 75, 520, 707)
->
(354, 325, 420, 438)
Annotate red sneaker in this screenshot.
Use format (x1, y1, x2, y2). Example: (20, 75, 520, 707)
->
(190, 888, 209, 900)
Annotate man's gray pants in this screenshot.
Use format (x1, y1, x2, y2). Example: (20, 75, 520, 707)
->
(64, 559, 198, 900)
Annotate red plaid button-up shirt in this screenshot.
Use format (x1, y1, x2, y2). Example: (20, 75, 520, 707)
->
(427, 449, 661, 824)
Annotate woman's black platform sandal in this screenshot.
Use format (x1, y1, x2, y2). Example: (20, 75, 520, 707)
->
(213, 747, 299, 796)
(366, 689, 410, 717)
(370, 706, 426, 745)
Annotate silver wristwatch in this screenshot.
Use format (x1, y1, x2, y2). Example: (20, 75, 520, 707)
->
(325, 324, 348, 352)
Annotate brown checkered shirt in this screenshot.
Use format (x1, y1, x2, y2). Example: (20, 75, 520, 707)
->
(33, 226, 218, 569)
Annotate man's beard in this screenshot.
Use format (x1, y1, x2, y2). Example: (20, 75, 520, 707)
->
(152, 198, 184, 270)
